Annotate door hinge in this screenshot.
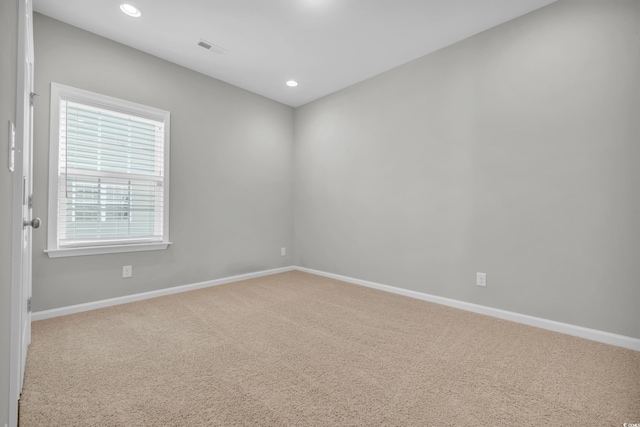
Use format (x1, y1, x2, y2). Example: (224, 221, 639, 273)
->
(29, 92, 39, 107)
(27, 297, 32, 312)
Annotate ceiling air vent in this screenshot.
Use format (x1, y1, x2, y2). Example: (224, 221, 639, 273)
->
(197, 39, 227, 55)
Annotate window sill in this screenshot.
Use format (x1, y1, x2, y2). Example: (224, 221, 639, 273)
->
(45, 242, 172, 258)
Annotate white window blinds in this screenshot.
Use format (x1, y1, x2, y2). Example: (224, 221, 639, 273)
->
(47, 83, 170, 256)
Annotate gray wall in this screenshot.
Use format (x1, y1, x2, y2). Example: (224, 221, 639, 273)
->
(294, 0, 640, 338)
(0, 0, 18, 423)
(32, 14, 294, 312)
(30, 1, 640, 341)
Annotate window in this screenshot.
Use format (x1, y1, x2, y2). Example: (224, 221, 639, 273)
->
(46, 83, 171, 257)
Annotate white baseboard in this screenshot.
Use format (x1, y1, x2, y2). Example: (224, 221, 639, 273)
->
(32, 266, 295, 321)
(295, 266, 640, 352)
(32, 264, 640, 352)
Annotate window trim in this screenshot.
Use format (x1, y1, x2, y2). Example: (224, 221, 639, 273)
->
(46, 83, 172, 258)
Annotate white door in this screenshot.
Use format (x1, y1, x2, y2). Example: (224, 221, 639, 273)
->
(10, 0, 36, 425)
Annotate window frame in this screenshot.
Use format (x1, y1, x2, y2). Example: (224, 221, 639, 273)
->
(46, 83, 171, 258)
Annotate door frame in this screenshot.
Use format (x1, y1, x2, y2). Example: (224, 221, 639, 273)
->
(9, 0, 34, 425)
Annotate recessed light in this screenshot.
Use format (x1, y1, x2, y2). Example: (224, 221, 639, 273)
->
(286, 80, 298, 87)
(120, 4, 141, 17)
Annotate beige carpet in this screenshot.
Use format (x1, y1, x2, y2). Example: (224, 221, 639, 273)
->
(19, 271, 640, 426)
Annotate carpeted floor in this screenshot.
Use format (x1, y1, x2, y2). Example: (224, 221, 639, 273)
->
(19, 271, 640, 426)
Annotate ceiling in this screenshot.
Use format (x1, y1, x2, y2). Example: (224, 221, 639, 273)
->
(33, 0, 558, 108)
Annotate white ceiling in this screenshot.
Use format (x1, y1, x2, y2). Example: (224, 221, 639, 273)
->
(33, 0, 557, 107)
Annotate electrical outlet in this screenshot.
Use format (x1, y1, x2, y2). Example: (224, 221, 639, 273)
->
(281, 247, 286, 256)
(476, 272, 486, 287)
(123, 265, 132, 278)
